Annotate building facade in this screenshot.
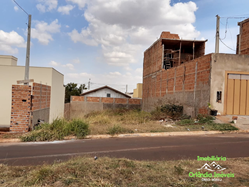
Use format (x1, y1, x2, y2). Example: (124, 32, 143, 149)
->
(143, 23, 249, 117)
(0, 55, 65, 130)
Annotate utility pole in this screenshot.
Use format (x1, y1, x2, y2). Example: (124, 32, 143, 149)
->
(13, 0, 31, 85)
(215, 15, 220, 53)
(88, 78, 91, 90)
(126, 85, 128, 93)
(24, 14, 31, 84)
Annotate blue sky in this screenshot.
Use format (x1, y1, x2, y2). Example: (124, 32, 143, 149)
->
(1, 0, 249, 92)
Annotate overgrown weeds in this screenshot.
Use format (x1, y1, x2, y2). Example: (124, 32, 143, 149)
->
(150, 104, 184, 120)
(21, 119, 89, 142)
(176, 114, 238, 131)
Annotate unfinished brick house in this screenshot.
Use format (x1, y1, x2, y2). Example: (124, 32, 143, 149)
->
(143, 18, 249, 117)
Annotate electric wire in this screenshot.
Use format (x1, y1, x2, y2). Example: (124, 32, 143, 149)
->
(13, 0, 29, 15)
(219, 38, 236, 51)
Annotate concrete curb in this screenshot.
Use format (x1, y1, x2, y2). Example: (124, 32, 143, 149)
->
(1, 130, 248, 143)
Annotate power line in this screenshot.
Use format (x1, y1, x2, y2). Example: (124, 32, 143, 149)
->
(219, 38, 236, 52)
(13, 0, 29, 15)
(220, 16, 249, 19)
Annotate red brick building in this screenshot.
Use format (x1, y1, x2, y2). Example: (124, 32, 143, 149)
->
(143, 20, 249, 117)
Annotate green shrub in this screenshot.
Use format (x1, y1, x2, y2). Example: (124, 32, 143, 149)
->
(21, 118, 90, 142)
(209, 123, 239, 131)
(161, 104, 183, 118)
(197, 114, 215, 124)
(66, 119, 90, 138)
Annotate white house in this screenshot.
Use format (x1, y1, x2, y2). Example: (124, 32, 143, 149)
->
(81, 85, 131, 98)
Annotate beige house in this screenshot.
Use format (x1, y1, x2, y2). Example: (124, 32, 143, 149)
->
(0, 55, 65, 128)
(133, 83, 143, 98)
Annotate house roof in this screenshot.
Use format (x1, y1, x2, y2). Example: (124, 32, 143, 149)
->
(80, 85, 131, 98)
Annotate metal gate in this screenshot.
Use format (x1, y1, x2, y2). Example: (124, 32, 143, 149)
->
(227, 73, 249, 115)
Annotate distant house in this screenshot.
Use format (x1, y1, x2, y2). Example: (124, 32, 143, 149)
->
(81, 85, 131, 98)
(133, 83, 143, 98)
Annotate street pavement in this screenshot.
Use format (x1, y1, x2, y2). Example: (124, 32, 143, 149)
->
(0, 133, 248, 166)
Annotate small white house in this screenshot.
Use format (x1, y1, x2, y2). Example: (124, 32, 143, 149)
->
(81, 85, 131, 98)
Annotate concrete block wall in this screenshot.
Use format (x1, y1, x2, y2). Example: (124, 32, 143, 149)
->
(64, 103, 70, 120)
(10, 83, 51, 133)
(67, 96, 142, 119)
(142, 54, 212, 117)
(10, 85, 31, 133)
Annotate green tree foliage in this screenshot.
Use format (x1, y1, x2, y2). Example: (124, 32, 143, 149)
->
(65, 83, 87, 103)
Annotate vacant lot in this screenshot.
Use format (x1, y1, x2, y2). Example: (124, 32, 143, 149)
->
(1, 108, 238, 142)
(0, 156, 248, 187)
(84, 109, 238, 135)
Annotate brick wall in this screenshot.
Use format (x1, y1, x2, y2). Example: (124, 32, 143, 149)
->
(10, 85, 31, 133)
(143, 54, 212, 116)
(68, 96, 142, 119)
(32, 83, 51, 111)
(101, 97, 114, 103)
(10, 83, 51, 133)
(160, 32, 180, 39)
(72, 96, 84, 102)
(239, 19, 249, 55)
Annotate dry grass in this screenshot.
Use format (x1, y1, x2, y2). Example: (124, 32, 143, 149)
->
(0, 133, 23, 139)
(0, 156, 248, 187)
(80, 109, 238, 135)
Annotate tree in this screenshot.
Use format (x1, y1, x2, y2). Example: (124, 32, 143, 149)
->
(65, 83, 87, 103)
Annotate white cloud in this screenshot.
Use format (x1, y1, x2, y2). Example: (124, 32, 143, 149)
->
(63, 63, 75, 70)
(68, 0, 200, 67)
(68, 29, 98, 46)
(72, 58, 80, 63)
(66, 0, 87, 9)
(58, 5, 75, 15)
(0, 30, 26, 54)
(66, 25, 70, 28)
(36, 0, 58, 12)
(49, 60, 60, 66)
(31, 19, 61, 45)
(109, 71, 121, 76)
(14, 6, 18, 11)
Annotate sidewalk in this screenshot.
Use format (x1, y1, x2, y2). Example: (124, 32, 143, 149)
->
(1, 130, 248, 144)
(216, 115, 249, 131)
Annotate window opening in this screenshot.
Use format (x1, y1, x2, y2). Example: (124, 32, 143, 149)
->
(217, 91, 222, 103)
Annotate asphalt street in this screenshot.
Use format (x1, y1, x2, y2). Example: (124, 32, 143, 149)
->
(0, 133, 249, 166)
